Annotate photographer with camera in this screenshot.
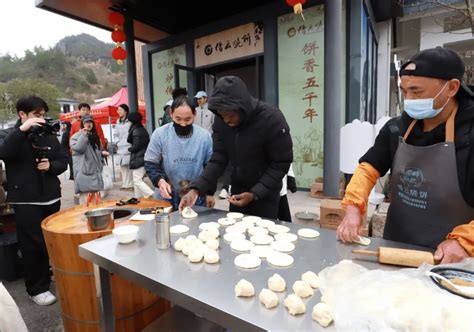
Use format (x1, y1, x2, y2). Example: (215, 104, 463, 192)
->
(0, 96, 68, 306)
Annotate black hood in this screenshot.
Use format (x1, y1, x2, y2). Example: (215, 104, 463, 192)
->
(208, 76, 259, 125)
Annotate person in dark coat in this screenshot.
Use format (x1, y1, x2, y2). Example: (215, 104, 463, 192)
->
(179, 76, 293, 219)
(0, 96, 68, 306)
(127, 112, 154, 198)
(61, 120, 74, 180)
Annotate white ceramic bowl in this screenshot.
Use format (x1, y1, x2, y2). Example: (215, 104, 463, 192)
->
(113, 225, 139, 244)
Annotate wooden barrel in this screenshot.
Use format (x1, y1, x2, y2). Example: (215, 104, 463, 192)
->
(42, 199, 171, 332)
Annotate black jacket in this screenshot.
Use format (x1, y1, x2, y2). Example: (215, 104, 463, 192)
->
(127, 123, 150, 169)
(360, 86, 474, 206)
(192, 76, 293, 199)
(0, 120, 68, 202)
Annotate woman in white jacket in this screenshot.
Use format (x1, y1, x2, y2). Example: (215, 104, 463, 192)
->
(113, 104, 132, 189)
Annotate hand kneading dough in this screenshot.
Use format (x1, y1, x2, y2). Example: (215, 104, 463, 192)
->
(188, 248, 204, 263)
(204, 249, 219, 264)
(312, 302, 333, 327)
(205, 238, 219, 250)
(268, 273, 286, 292)
(284, 294, 306, 315)
(174, 237, 185, 251)
(234, 279, 255, 297)
(292, 280, 314, 298)
(181, 207, 198, 218)
(301, 271, 320, 289)
(259, 288, 279, 309)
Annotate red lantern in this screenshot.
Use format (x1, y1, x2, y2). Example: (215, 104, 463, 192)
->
(286, 0, 306, 18)
(112, 46, 127, 65)
(111, 30, 126, 43)
(108, 12, 125, 25)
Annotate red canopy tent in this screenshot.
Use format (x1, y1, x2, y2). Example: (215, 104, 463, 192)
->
(59, 87, 146, 125)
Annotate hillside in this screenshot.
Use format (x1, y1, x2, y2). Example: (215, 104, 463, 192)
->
(0, 34, 126, 103)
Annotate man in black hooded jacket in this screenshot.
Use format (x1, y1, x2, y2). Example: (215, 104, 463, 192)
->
(179, 76, 293, 219)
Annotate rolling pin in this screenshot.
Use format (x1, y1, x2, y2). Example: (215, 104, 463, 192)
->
(352, 247, 438, 268)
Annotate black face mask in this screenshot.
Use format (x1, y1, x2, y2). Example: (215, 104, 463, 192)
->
(173, 122, 193, 136)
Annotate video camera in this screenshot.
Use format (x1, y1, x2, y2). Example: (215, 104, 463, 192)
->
(26, 117, 60, 163)
(29, 117, 61, 137)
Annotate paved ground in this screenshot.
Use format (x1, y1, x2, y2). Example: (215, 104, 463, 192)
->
(1, 164, 328, 332)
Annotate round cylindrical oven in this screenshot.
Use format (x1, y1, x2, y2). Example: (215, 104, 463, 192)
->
(42, 199, 172, 331)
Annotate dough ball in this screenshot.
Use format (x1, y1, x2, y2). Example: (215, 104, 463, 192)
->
(188, 248, 204, 263)
(235, 279, 255, 297)
(268, 273, 286, 292)
(198, 228, 219, 242)
(173, 237, 185, 251)
(301, 271, 320, 289)
(182, 238, 203, 256)
(259, 288, 279, 309)
(292, 280, 314, 298)
(283, 294, 306, 315)
(204, 249, 219, 264)
(205, 238, 219, 250)
(312, 302, 333, 327)
(185, 235, 197, 241)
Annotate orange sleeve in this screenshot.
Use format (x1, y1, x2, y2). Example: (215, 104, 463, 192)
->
(341, 162, 381, 215)
(447, 221, 474, 256)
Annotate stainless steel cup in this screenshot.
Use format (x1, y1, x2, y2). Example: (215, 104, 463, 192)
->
(155, 213, 170, 249)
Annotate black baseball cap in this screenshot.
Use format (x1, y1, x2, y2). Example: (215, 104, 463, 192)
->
(400, 47, 473, 97)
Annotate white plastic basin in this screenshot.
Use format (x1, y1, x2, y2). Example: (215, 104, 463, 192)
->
(113, 225, 139, 244)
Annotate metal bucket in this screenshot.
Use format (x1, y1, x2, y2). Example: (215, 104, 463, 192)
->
(85, 208, 114, 231)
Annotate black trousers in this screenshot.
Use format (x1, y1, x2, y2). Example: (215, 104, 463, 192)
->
(278, 195, 292, 222)
(14, 201, 61, 296)
(229, 191, 280, 219)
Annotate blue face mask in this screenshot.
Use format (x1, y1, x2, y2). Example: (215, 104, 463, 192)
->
(404, 82, 450, 120)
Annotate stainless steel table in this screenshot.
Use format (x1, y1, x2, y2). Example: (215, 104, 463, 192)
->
(79, 206, 428, 331)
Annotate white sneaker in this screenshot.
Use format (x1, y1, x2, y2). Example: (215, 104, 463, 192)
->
(30, 291, 57, 306)
(219, 188, 228, 199)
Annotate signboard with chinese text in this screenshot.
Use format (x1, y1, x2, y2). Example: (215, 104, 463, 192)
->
(278, 6, 325, 188)
(151, 45, 187, 127)
(195, 23, 264, 67)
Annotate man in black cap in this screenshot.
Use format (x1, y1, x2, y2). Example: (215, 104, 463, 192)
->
(337, 47, 474, 263)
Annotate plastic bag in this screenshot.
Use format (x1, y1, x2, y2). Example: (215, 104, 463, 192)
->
(318, 259, 474, 331)
(102, 167, 113, 191)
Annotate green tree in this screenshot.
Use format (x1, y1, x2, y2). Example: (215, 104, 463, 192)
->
(0, 88, 16, 129)
(0, 79, 61, 119)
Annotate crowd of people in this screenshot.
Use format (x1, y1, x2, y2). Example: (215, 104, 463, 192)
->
(0, 47, 473, 310)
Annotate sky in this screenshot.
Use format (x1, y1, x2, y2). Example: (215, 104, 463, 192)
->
(0, 1, 111, 57)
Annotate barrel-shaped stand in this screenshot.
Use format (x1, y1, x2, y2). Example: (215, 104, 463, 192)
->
(42, 199, 171, 331)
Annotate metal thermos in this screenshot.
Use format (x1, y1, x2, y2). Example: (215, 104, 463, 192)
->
(155, 213, 170, 249)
